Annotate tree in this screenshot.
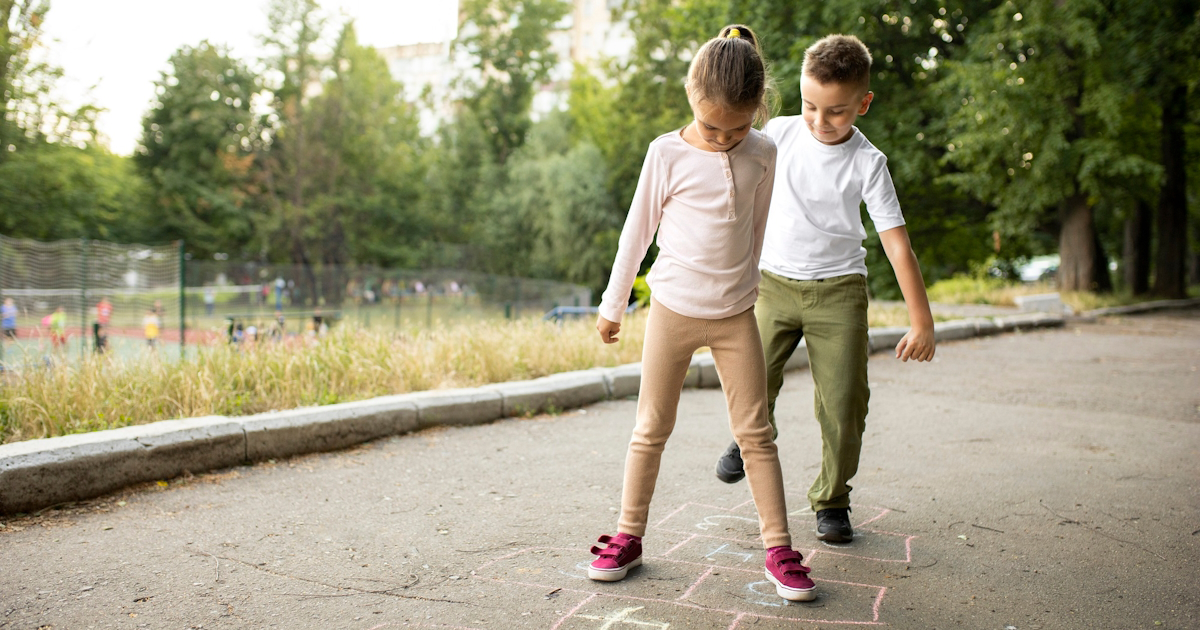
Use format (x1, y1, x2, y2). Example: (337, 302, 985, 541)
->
(0, 144, 148, 241)
(1, 0, 99, 155)
(1106, 0, 1200, 298)
(484, 112, 623, 291)
(306, 23, 427, 268)
(455, 0, 571, 166)
(256, 4, 429, 301)
(0, 0, 146, 242)
(256, 0, 327, 271)
(939, 0, 1161, 291)
(135, 41, 261, 260)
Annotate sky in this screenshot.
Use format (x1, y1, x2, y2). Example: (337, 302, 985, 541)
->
(39, 0, 460, 156)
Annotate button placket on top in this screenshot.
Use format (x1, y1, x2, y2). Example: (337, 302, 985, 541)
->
(721, 152, 735, 219)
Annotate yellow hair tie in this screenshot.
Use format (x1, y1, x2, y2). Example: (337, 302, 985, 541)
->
(727, 28, 741, 38)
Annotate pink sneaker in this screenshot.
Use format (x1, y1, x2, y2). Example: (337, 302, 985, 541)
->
(588, 533, 642, 581)
(765, 546, 816, 601)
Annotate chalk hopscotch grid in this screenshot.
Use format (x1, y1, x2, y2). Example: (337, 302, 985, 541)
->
(474, 546, 890, 628)
(472, 499, 916, 628)
(653, 499, 917, 565)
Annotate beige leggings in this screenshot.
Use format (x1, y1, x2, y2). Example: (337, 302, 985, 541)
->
(617, 298, 792, 549)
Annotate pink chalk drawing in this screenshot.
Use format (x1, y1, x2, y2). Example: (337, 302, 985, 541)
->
(472, 498, 918, 628)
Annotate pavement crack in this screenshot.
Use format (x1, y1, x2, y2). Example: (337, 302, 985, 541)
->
(1039, 502, 1166, 561)
(214, 555, 470, 604)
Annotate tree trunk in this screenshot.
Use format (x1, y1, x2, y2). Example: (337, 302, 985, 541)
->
(1058, 194, 1096, 291)
(1123, 200, 1152, 294)
(1092, 228, 1113, 292)
(1152, 83, 1188, 298)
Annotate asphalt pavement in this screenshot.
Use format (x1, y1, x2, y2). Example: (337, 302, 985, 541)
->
(1, 309, 1197, 629)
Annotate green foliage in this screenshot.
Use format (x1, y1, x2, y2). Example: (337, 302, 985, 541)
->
(0, 0, 148, 242)
(0, 141, 149, 241)
(256, 4, 427, 274)
(135, 41, 261, 259)
(456, 0, 572, 165)
(487, 113, 624, 292)
(3, 0, 1196, 305)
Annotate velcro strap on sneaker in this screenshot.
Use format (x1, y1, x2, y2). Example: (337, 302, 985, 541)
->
(781, 562, 812, 576)
(771, 550, 812, 575)
(590, 535, 629, 558)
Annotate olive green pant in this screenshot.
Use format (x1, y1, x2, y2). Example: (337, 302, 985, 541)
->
(757, 270, 870, 513)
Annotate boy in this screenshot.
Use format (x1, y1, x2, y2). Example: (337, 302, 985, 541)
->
(713, 34, 936, 543)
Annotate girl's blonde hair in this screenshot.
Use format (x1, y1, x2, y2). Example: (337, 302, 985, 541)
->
(687, 24, 777, 126)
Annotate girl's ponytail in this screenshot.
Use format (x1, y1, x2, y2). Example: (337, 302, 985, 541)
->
(688, 24, 777, 126)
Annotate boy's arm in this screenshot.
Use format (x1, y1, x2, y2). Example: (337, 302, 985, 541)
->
(878, 225, 936, 362)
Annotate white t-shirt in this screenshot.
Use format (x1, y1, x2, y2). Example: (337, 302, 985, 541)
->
(598, 128, 776, 323)
(759, 118, 906, 280)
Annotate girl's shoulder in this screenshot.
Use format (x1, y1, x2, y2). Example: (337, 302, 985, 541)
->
(734, 128, 777, 164)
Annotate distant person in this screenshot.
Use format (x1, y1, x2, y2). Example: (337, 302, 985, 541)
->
(709, 35, 935, 545)
(204, 287, 216, 316)
(143, 308, 161, 348)
(95, 297, 113, 328)
(272, 309, 286, 340)
(93, 297, 112, 353)
(311, 308, 326, 336)
(92, 321, 108, 354)
(588, 25, 814, 603)
(1, 297, 16, 340)
(46, 306, 67, 349)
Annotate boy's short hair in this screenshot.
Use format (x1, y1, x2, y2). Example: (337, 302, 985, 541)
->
(802, 34, 872, 93)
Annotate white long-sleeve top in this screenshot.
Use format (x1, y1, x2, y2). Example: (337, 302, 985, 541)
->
(598, 127, 777, 323)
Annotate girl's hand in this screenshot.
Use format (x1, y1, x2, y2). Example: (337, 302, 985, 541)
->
(895, 325, 935, 362)
(597, 316, 621, 344)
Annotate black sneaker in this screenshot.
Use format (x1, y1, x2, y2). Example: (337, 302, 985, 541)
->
(815, 507, 854, 543)
(714, 441, 745, 483)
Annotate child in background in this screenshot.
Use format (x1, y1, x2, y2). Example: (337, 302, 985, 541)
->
(1, 297, 16, 340)
(712, 35, 936, 544)
(589, 25, 816, 602)
(143, 307, 161, 348)
(47, 306, 67, 349)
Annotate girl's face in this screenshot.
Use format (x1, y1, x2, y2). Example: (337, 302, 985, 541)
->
(687, 95, 756, 152)
(800, 74, 873, 145)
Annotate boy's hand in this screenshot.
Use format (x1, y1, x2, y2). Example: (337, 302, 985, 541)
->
(895, 325, 935, 362)
(597, 315, 621, 344)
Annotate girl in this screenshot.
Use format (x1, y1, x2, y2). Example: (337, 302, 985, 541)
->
(588, 25, 816, 602)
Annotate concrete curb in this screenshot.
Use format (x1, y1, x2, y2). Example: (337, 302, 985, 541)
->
(0, 312, 1068, 515)
(1082, 296, 1200, 318)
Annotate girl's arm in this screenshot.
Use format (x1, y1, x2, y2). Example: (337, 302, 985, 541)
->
(597, 146, 668, 342)
(878, 225, 935, 362)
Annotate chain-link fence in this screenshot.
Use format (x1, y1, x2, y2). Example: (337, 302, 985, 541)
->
(0, 237, 593, 363)
(0, 235, 183, 363)
(182, 262, 592, 340)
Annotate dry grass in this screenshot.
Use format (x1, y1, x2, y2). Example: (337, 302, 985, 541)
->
(0, 315, 647, 444)
(926, 276, 1154, 313)
(0, 303, 958, 445)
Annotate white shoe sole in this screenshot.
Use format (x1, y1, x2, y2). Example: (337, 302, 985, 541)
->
(766, 569, 817, 602)
(588, 557, 642, 581)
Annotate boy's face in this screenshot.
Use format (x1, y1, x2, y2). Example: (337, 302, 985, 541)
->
(800, 74, 873, 145)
